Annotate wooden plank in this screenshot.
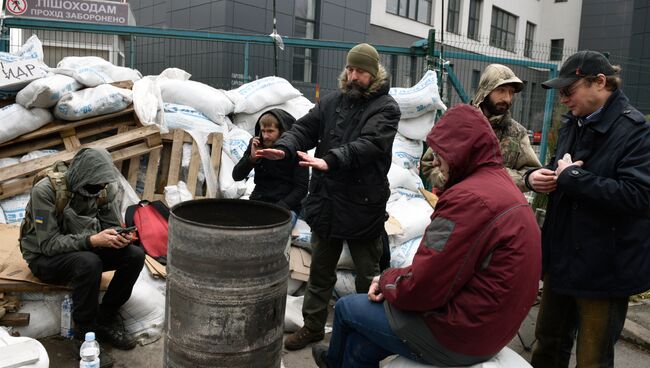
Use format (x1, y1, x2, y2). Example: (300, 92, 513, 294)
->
(127, 156, 140, 189)
(0, 136, 63, 159)
(166, 130, 185, 186)
(142, 148, 161, 201)
(210, 132, 223, 198)
(61, 128, 82, 150)
(186, 141, 200, 196)
(113, 125, 131, 172)
(0, 312, 30, 327)
(0, 142, 159, 199)
(0, 125, 161, 183)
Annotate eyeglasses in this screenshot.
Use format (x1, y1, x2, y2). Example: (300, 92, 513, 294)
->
(559, 79, 583, 98)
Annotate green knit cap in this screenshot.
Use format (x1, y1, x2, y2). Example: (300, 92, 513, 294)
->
(346, 43, 379, 77)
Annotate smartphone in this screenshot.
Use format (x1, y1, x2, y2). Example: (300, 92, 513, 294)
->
(120, 226, 137, 234)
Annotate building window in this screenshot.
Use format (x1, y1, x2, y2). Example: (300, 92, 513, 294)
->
(386, 0, 431, 24)
(550, 39, 564, 61)
(467, 0, 482, 40)
(524, 22, 535, 58)
(293, 0, 319, 83)
(471, 69, 481, 95)
(447, 0, 461, 34)
(489, 7, 517, 52)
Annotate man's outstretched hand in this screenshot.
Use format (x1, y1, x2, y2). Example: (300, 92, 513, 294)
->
(297, 151, 329, 171)
(255, 148, 286, 160)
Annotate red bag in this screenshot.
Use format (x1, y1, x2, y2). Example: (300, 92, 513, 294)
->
(125, 200, 169, 264)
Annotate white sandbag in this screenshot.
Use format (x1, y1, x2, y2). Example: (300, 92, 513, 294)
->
(384, 347, 532, 368)
(388, 164, 423, 192)
(54, 84, 133, 121)
(333, 270, 357, 299)
(164, 181, 193, 207)
(16, 74, 82, 108)
(232, 96, 314, 135)
(159, 67, 191, 80)
(0, 150, 59, 224)
(0, 327, 49, 368)
(226, 76, 302, 115)
(386, 197, 433, 245)
(158, 79, 233, 125)
(0, 104, 52, 144)
(223, 127, 253, 164)
(240, 175, 256, 200)
(284, 295, 304, 333)
(13, 293, 66, 339)
(164, 103, 224, 134)
(218, 153, 247, 199)
(0, 207, 6, 224)
(390, 236, 422, 268)
(392, 133, 423, 171)
(389, 187, 425, 204)
(120, 268, 166, 345)
(53, 56, 142, 87)
(389, 70, 446, 119)
(0, 34, 43, 63)
(133, 76, 167, 132)
(0, 35, 48, 100)
(397, 112, 436, 142)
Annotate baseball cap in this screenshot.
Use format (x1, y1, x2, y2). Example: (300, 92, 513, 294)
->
(542, 50, 616, 89)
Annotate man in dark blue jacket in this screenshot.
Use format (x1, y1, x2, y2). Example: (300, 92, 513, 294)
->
(525, 51, 650, 367)
(257, 43, 400, 351)
(232, 108, 308, 222)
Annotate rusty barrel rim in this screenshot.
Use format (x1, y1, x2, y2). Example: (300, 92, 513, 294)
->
(170, 198, 291, 230)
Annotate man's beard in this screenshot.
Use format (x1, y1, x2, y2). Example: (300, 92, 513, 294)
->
(345, 80, 368, 100)
(482, 96, 511, 117)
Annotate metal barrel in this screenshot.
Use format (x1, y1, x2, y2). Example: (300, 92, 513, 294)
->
(164, 199, 292, 368)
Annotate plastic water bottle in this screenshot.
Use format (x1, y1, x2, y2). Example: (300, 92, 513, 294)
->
(79, 332, 100, 368)
(60, 294, 73, 338)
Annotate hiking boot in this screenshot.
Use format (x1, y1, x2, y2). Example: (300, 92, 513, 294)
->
(96, 315, 137, 350)
(71, 338, 114, 368)
(284, 326, 324, 351)
(311, 344, 330, 368)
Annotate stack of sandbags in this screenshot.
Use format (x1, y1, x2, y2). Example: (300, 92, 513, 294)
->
(0, 150, 59, 224)
(0, 35, 52, 145)
(389, 70, 447, 141)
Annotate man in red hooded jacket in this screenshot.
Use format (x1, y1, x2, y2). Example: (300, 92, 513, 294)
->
(311, 104, 542, 367)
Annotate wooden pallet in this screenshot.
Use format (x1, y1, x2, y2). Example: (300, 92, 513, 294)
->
(142, 130, 223, 202)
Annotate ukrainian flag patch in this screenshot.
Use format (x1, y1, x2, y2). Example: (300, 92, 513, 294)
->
(35, 216, 45, 224)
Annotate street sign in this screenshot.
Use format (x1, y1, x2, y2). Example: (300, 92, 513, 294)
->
(3, 0, 130, 26)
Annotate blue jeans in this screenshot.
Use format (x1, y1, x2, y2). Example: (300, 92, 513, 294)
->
(325, 294, 422, 368)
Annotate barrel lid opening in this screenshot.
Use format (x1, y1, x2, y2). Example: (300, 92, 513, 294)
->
(171, 199, 291, 228)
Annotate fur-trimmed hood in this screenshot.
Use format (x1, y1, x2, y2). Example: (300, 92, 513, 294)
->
(338, 64, 390, 99)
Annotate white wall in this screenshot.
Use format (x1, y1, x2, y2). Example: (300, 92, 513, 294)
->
(370, 0, 582, 61)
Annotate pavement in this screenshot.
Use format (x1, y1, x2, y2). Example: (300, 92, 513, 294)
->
(33, 297, 650, 367)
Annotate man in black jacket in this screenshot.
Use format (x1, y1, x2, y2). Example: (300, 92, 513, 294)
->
(257, 43, 400, 350)
(525, 51, 650, 367)
(232, 108, 308, 221)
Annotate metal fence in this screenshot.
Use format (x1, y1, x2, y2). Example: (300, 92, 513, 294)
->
(1, 17, 569, 162)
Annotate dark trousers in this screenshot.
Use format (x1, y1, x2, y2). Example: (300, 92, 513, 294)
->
(531, 276, 628, 368)
(302, 233, 382, 332)
(29, 245, 145, 330)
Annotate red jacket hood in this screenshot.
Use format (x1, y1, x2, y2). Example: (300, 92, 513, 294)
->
(426, 104, 502, 188)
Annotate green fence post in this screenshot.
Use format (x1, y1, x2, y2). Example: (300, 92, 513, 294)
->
(427, 29, 435, 71)
(244, 42, 250, 83)
(129, 34, 136, 68)
(539, 67, 558, 164)
(0, 19, 8, 53)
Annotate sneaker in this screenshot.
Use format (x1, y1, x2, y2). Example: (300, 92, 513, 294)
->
(71, 338, 114, 368)
(96, 316, 137, 350)
(284, 326, 325, 351)
(311, 344, 330, 368)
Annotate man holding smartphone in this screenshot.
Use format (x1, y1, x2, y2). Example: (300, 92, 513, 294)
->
(232, 108, 309, 223)
(19, 148, 145, 365)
